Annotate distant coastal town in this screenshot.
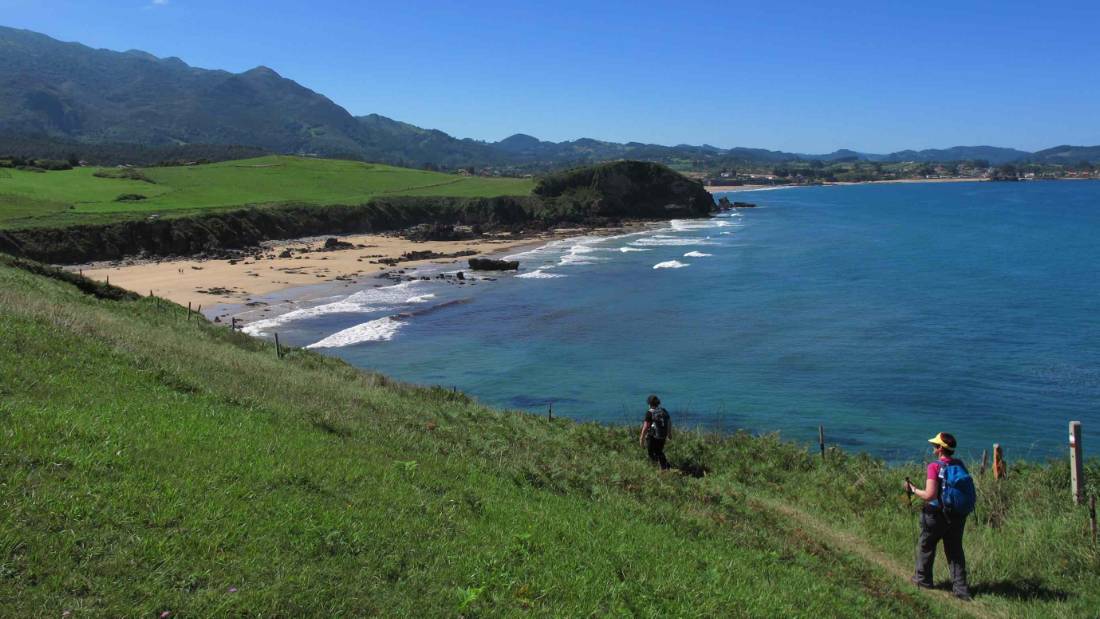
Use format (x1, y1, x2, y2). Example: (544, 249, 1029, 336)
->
(694, 160, 1100, 189)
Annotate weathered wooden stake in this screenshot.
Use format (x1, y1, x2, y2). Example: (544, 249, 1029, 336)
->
(1090, 496, 1097, 545)
(993, 443, 1007, 480)
(274, 333, 282, 359)
(196, 304, 201, 317)
(819, 425, 826, 460)
(548, 404, 553, 421)
(979, 449, 988, 476)
(187, 302, 192, 321)
(1070, 421, 1084, 505)
(231, 317, 238, 331)
(105, 275, 109, 286)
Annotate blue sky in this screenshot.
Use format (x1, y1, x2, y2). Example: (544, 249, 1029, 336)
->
(3, 0, 1098, 152)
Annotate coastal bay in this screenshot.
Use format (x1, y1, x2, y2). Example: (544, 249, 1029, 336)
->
(240, 180, 1100, 462)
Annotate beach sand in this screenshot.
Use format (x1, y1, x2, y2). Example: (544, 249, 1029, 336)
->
(704, 184, 772, 193)
(705, 177, 989, 193)
(75, 226, 645, 311)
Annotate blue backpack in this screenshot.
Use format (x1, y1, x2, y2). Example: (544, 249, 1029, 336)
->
(936, 460, 977, 517)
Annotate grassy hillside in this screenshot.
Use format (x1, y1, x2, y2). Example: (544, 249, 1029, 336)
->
(0, 156, 534, 229)
(1, 257, 1097, 617)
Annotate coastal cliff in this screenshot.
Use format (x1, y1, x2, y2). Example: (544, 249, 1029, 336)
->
(0, 161, 714, 264)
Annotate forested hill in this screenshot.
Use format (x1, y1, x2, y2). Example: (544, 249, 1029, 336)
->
(2, 25, 1098, 169)
(0, 26, 498, 168)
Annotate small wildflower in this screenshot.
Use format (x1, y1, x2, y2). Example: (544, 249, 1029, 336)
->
(160, 612, 172, 618)
(228, 586, 238, 593)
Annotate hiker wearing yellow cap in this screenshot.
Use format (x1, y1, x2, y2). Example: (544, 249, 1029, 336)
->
(904, 432, 975, 601)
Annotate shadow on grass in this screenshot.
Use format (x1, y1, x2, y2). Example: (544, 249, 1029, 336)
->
(973, 578, 1071, 602)
(675, 460, 709, 478)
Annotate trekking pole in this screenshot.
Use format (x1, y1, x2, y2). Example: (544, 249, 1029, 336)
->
(906, 476, 918, 549)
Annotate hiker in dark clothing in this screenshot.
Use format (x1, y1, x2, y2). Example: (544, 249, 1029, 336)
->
(639, 395, 671, 470)
(905, 432, 973, 601)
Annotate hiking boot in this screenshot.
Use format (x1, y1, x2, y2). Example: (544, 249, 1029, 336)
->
(910, 576, 933, 589)
(954, 591, 973, 602)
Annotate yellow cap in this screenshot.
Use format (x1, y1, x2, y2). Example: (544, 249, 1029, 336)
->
(928, 432, 956, 449)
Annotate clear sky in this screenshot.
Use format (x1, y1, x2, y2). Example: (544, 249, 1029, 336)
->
(3, 0, 1098, 152)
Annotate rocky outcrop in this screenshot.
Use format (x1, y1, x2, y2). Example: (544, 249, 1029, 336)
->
(468, 258, 519, 271)
(533, 160, 715, 219)
(322, 237, 354, 250)
(716, 196, 756, 210)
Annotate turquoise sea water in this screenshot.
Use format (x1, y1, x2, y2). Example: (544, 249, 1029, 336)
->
(246, 181, 1100, 462)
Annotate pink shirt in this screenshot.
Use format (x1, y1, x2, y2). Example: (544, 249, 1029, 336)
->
(927, 456, 954, 481)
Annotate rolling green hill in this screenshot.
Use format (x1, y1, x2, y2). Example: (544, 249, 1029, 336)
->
(1, 255, 1097, 617)
(0, 155, 534, 229)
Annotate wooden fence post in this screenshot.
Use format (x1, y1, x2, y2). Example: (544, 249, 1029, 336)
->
(187, 302, 192, 321)
(231, 317, 237, 331)
(818, 425, 825, 461)
(979, 449, 988, 476)
(548, 404, 553, 421)
(1070, 421, 1084, 505)
(993, 443, 1006, 480)
(274, 333, 282, 359)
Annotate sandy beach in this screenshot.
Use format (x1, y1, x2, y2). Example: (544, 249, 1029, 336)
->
(75, 226, 647, 314)
(705, 177, 989, 193)
(703, 184, 773, 193)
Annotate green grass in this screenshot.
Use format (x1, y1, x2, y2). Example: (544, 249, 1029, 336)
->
(1, 258, 1097, 617)
(0, 156, 535, 229)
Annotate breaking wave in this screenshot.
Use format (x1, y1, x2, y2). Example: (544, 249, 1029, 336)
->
(242, 280, 423, 335)
(306, 316, 404, 348)
(516, 269, 566, 279)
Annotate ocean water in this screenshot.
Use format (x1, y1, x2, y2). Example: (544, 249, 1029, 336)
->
(245, 181, 1100, 462)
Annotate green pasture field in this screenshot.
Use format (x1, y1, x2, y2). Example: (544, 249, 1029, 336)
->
(0, 257, 1097, 616)
(0, 156, 535, 229)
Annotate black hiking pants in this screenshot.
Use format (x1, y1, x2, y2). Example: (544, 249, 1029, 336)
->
(914, 507, 970, 596)
(646, 437, 670, 470)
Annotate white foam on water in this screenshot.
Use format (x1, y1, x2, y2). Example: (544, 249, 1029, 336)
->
(670, 219, 712, 232)
(558, 241, 609, 266)
(683, 251, 712, 258)
(516, 269, 566, 279)
(619, 247, 650, 252)
(504, 235, 601, 262)
(306, 316, 404, 349)
(653, 260, 689, 269)
(406, 293, 436, 303)
(630, 236, 716, 247)
(242, 280, 423, 334)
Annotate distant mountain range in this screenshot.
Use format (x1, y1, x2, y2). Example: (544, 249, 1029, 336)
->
(1, 25, 1097, 168)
